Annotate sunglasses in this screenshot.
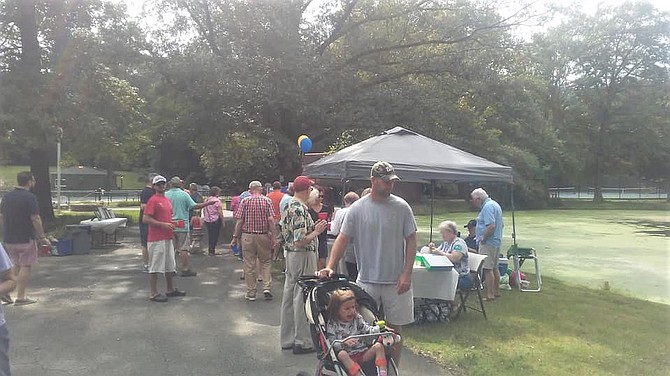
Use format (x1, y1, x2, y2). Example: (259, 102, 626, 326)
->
(318, 195, 324, 198)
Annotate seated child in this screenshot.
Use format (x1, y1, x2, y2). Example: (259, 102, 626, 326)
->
(325, 289, 387, 376)
(190, 210, 204, 254)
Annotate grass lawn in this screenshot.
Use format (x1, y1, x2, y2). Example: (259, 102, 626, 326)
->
(404, 276, 670, 376)
(415, 209, 669, 305)
(410, 207, 669, 375)
(0, 165, 145, 190)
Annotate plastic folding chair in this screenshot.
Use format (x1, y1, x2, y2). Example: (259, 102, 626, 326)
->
(451, 253, 487, 320)
(507, 245, 542, 292)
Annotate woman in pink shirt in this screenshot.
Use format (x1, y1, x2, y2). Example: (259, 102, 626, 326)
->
(203, 186, 224, 255)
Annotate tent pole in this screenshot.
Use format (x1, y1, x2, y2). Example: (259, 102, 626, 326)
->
(430, 181, 435, 243)
(511, 183, 517, 246)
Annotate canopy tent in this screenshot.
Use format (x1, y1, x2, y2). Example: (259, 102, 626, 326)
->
(303, 127, 513, 184)
(303, 126, 515, 241)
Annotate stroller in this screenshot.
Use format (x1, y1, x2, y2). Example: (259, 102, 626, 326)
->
(298, 274, 400, 376)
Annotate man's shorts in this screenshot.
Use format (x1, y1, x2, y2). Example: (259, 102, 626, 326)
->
(173, 232, 189, 252)
(4, 240, 37, 267)
(356, 280, 414, 326)
(480, 244, 500, 270)
(139, 222, 149, 247)
(148, 239, 176, 274)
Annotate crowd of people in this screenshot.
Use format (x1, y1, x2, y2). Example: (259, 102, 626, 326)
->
(140, 162, 504, 366)
(0, 163, 505, 374)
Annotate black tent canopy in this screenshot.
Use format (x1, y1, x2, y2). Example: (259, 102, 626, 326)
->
(304, 127, 513, 184)
(303, 126, 515, 241)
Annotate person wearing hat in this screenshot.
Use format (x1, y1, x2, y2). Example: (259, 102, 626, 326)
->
(165, 176, 216, 277)
(143, 175, 186, 302)
(318, 161, 417, 365)
(463, 219, 479, 253)
(231, 180, 277, 301)
(139, 173, 157, 272)
(279, 176, 328, 354)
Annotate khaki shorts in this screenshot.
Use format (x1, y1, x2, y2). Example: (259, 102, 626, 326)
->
(173, 232, 189, 252)
(480, 244, 500, 270)
(356, 280, 414, 326)
(148, 239, 176, 274)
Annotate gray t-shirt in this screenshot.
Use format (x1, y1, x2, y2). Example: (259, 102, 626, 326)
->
(341, 194, 416, 284)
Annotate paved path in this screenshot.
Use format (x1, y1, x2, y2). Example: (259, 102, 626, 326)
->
(5, 232, 449, 376)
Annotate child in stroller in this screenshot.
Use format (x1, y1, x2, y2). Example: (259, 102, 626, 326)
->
(298, 275, 400, 376)
(326, 289, 388, 376)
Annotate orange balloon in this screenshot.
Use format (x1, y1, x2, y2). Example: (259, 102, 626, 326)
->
(297, 135, 309, 146)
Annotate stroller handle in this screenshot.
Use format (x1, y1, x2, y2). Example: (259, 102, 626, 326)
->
(297, 273, 349, 288)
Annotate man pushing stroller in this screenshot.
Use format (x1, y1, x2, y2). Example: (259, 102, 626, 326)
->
(319, 161, 418, 366)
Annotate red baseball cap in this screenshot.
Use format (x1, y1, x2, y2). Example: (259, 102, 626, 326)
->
(293, 176, 314, 192)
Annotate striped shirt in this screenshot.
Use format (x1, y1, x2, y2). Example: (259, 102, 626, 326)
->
(234, 194, 276, 234)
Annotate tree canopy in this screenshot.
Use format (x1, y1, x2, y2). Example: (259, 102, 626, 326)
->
(0, 0, 668, 221)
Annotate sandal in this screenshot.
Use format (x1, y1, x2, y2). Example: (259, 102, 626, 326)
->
(149, 293, 168, 302)
(1, 294, 13, 305)
(14, 298, 38, 306)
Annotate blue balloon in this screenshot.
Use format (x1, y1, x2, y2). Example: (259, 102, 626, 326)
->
(299, 137, 312, 153)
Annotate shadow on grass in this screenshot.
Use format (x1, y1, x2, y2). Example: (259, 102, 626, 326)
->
(404, 275, 670, 376)
(614, 219, 670, 237)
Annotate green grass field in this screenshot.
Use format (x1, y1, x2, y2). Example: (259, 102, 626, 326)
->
(405, 276, 670, 376)
(0, 165, 145, 189)
(416, 209, 669, 305)
(410, 208, 669, 375)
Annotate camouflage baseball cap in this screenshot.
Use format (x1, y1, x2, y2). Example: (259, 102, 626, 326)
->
(371, 161, 399, 181)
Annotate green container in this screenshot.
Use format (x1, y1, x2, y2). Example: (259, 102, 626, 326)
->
(507, 245, 535, 259)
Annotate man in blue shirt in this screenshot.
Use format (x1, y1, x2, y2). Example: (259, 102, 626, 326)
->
(165, 177, 215, 277)
(471, 188, 503, 301)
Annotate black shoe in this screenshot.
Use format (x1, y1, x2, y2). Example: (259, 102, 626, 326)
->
(263, 290, 273, 300)
(292, 346, 315, 355)
(149, 293, 168, 303)
(180, 270, 197, 277)
(166, 288, 186, 297)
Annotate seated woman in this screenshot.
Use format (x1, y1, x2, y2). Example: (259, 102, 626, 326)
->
(427, 220, 472, 289)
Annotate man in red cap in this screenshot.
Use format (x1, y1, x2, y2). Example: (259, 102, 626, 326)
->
(279, 176, 328, 354)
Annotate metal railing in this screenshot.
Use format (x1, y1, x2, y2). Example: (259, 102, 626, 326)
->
(548, 187, 667, 200)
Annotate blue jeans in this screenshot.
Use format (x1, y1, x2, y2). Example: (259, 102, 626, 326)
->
(457, 273, 473, 290)
(0, 323, 10, 376)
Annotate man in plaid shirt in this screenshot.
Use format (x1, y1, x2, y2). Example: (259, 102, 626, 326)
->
(231, 181, 277, 301)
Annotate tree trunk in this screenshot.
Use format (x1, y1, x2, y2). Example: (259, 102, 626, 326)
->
(592, 104, 611, 203)
(30, 148, 55, 225)
(17, 0, 55, 226)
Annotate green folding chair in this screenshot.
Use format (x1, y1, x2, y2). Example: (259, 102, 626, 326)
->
(507, 244, 542, 292)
